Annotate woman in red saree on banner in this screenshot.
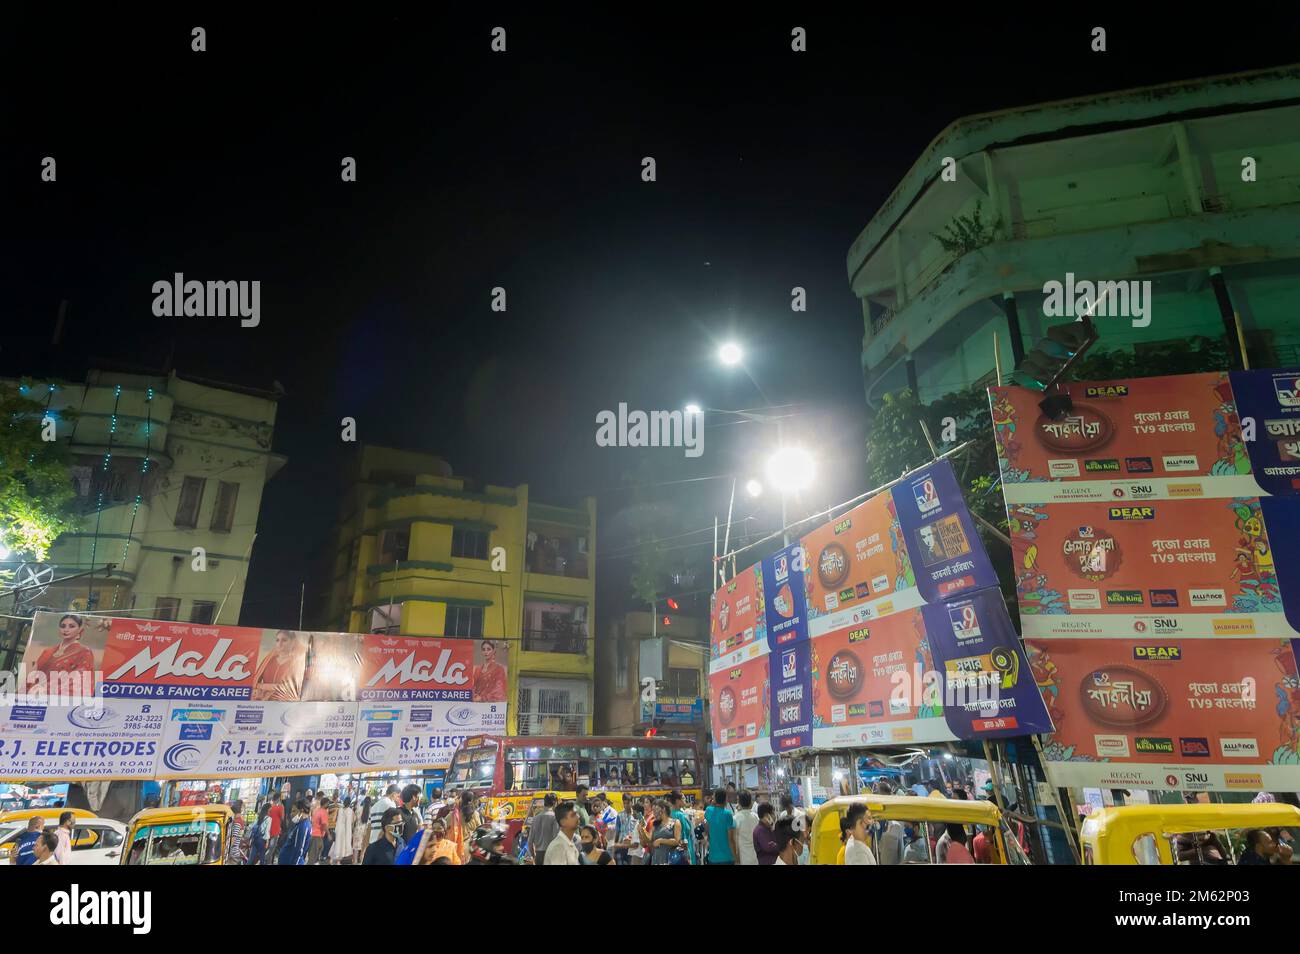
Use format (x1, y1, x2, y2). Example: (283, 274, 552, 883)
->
(473, 639, 507, 702)
(32, 614, 99, 696)
(251, 630, 306, 701)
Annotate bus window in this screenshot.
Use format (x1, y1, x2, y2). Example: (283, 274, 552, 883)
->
(449, 745, 497, 788)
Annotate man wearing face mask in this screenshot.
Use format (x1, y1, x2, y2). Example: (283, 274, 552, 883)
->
(363, 807, 406, 865)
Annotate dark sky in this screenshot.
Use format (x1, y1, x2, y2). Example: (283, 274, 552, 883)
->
(6, 12, 1299, 627)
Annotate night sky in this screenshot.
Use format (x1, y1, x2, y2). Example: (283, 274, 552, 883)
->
(6, 12, 1299, 628)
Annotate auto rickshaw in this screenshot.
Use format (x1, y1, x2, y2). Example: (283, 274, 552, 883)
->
(809, 794, 1031, 864)
(120, 804, 234, 866)
(1080, 803, 1300, 865)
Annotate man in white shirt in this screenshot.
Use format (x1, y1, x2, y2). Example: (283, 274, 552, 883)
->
(368, 785, 400, 845)
(54, 812, 74, 865)
(734, 791, 760, 865)
(844, 806, 878, 865)
(543, 802, 581, 865)
(34, 832, 61, 865)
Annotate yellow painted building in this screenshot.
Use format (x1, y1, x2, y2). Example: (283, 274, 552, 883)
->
(325, 445, 596, 735)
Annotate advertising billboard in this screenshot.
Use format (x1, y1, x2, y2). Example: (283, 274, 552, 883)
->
(990, 371, 1253, 502)
(1025, 636, 1300, 791)
(1009, 495, 1295, 638)
(709, 653, 771, 764)
(709, 563, 764, 668)
(5, 613, 511, 780)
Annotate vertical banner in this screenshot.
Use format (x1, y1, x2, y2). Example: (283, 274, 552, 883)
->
(769, 639, 813, 753)
(890, 459, 1000, 603)
(922, 589, 1055, 739)
(760, 542, 810, 649)
(709, 653, 772, 763)
(1229, 368, 1300, 496)
(709, 564, 764, 665)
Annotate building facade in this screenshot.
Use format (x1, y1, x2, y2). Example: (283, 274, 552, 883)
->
(597, 610, 709, 755)
(848, 64, 1300, 408)
(325, 445, 597, 735)
(1, 368, 285, 667)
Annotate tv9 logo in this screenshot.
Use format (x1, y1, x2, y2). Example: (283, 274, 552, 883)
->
(912, 476, 941, 515)
(948, 604, 981, 641)
(1273, 374, 1300, 408)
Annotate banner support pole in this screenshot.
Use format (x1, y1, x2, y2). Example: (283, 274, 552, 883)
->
(1030, 733, 1082, 864)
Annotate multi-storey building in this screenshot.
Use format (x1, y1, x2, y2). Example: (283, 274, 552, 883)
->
(848, 64, 1300, 408)
(325, 445, 597, 735)
(597, 609, 709, 754)
(1, 367, 285, 667)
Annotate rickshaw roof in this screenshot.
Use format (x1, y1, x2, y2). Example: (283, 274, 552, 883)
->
(128, 805, 233, 827)
(1083, 803, 1300, 841)
(811, 794, 1003, 827)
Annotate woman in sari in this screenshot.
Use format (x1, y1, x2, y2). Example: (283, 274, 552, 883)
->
(472, 639, 507, 702)
(251, 630, 306, 700)
(33, 615, 98, 696)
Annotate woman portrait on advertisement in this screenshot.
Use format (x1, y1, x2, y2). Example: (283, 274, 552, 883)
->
(472, 639, 507, 702)
(32, 614, 102, 696)
(251, 630, 306, 701)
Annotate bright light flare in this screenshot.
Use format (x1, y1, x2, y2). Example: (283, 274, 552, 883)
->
(718, 342, 743, 366)
(765, 446, 815, 493)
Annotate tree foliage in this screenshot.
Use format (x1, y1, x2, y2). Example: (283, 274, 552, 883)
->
(0, 383, 80, 579)
(932, 200, 1002, 256)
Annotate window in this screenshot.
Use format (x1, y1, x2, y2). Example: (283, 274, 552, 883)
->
(615, 636, 629, 691)
(155, 597, 180, 621)
(522, 600, 588, 654)
(370, 603, 401, 635)
(209, 481, 239, 532)
(445, 605, 483, 638)
(668, 667, 700, 699)
(451, 527, 489, 560)
(378, 528, 409, 565)
(190, 601, 217, 625)
(174, 476, 206, 528)
(516, 677, 588, 736)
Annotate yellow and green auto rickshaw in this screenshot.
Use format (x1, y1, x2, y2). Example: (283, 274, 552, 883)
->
(120, 804, 234, 866)
(1081, 803, 1300, 865)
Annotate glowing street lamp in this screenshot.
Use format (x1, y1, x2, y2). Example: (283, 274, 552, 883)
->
(745, 478, 763, 498)
(764, 446, 815, 493)
(717, 342, 743, 366)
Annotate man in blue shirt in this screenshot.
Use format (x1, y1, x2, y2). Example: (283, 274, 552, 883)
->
(704, 788, 737, 865)
(13, 817, 43, 865)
